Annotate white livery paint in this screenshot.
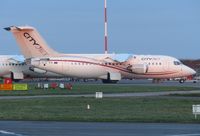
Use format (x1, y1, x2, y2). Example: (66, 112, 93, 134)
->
(29, 55, 195, 80)
(5, 26, 196, 83)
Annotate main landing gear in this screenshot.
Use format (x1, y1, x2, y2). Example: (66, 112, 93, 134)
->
(152, 79, 163, 84)
(102, 73, 119, 84)
(102, 79, 118, 84)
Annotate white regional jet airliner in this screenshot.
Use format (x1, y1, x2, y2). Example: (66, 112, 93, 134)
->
(5, 26, 196, 83)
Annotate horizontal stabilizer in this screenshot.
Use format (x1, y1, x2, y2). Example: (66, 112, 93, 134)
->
(4, 26, 34, 32)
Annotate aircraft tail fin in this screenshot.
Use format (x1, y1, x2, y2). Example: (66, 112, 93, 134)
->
(4, 26, 59, 59)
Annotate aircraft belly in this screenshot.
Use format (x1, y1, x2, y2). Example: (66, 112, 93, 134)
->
(127, 73, 179, 79)
(67, 65, 106, 78)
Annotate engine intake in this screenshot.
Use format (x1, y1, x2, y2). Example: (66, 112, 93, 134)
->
(129, 64, 148, 74)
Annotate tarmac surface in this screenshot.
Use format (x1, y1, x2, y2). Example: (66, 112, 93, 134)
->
(0, 121, 200, 136)
(99, 79, 200, 87)
(0, 90, 199, 100)
(23, 79, 200, 87)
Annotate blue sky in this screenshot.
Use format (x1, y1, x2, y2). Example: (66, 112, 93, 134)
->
(0, 0, 200, 59)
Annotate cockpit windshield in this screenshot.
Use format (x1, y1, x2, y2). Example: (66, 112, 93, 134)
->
(174, 61, 182, 65)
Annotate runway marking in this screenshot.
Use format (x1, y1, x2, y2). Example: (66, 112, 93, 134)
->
(167, 134, 200, 136)
(0, 130, 25, 136)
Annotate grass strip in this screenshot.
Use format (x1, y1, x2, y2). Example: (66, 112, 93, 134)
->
(0, 84, 198, 96)
(0, 97, 199, 123)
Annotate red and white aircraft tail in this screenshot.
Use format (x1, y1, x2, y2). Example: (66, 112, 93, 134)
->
(4, 26, 59, 58)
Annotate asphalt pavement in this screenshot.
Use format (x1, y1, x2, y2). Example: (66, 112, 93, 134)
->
(0, 90, 199, 100)
(0, 121, 200, 136)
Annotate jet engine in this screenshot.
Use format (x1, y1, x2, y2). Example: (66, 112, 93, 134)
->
(29, 67, 47, 74)
(129, 64, 148, 74)
(126, 56, 148, 74)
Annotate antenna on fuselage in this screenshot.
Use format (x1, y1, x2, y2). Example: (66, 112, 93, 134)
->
(104, 0, 108, 54)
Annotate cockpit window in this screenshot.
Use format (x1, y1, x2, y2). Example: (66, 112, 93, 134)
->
(174, 61, 182, 65)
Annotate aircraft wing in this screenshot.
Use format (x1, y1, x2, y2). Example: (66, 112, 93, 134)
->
(103, 54, 132, 63)
(7, 56, 25, 64)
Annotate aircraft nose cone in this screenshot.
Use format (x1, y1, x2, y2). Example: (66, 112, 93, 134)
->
(183, 66, 196, 76)
(190, 68, 196, 75)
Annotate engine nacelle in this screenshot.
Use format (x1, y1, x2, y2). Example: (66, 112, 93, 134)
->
(29, 67, 47, 74)
(129, 64, 148, 74)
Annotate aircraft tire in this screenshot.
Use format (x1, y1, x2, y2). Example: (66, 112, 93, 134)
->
(102, 79, 118, 84)
(179, 79, 185, 83)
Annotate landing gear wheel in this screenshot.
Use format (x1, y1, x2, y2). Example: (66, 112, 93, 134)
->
(179, 79, 185, 83)
(13, 79, 20, 83)
(102, 79, 118, 84)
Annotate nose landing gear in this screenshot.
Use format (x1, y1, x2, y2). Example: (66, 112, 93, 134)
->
(179, 79, 185, 83)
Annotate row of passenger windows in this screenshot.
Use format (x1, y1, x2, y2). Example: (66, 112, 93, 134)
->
(46, 61, 163, 66)
(147, 62, 162, 65)
(0, 62, 164, 66)
(0, 63, 26, 66)
(46, 61, 123, 66)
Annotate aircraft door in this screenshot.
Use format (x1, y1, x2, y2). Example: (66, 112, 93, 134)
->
(163, 59, 169, 71)
(40, 60, 47, 67)
(62, 61, 70, 74)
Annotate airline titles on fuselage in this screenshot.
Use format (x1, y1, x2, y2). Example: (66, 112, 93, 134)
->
(141, 57, 161, 61)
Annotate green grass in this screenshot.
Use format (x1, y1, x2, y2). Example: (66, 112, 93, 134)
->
(170, 93, 200, 97)
(0, 84, 198, 96)
(0, 97, 199, 123)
